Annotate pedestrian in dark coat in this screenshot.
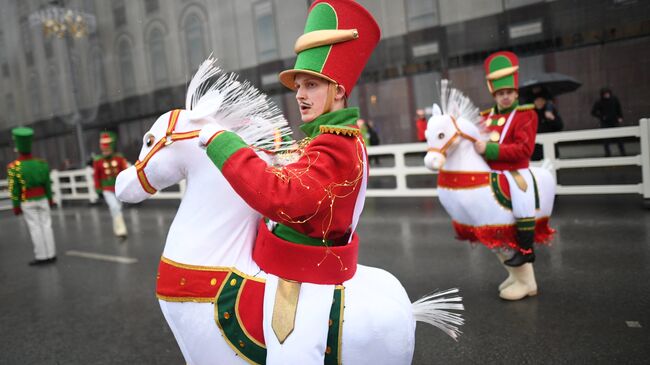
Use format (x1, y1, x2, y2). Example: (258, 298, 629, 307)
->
(591, 87, 625, 156)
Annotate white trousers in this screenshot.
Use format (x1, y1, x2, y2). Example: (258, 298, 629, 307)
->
(103, 191, 127, 236)
(504, 169, 536, 219)
(22, 199, 56, 260)
(263, 275, 334, 365)
(103, 191, 123, 217)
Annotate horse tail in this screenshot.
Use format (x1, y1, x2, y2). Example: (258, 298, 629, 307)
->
(412, 288, 464, 341)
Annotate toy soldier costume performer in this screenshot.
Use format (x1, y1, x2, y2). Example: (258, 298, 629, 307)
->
(199, 0, 379, 362)
(93, 131, 129, 238)
(7, 127, 57, 265)
(480, 51, 538, 267)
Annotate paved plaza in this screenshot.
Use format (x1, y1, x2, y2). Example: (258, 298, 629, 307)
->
(1, 195, 649, 364)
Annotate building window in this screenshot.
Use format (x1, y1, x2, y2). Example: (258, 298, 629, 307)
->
(145, 0, 159, 14)
(184, 14, 206, 73)
(113, 0, 127, 28)
(253, 1, 279, 63)
(84, 0, 96, 14)
(29, 74, 41, 118)
(16, 2, 28, 17)
(405, 0, 439, 31)
(6, 94, 16, 124)
(20, 19, 34, 66)
(49, 67, 61, 115)
(44, 37, 54, 59)
(89, 49, 107, 103)
(0, 31, 8, 77)
(118, 39, 136, 94)
(69, 50, 82, 101)
(148, 28, 168, 87)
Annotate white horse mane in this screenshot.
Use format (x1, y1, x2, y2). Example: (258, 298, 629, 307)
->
(185, 55, 293, 150)
(438, 79, 481, 126)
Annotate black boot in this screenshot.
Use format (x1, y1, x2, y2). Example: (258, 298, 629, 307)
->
(505, 219, 536, 267)
(28, 258, 51, 266)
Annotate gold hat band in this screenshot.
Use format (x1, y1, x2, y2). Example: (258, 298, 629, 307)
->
(486, 66, 519, 80)
(294, 29, 359, 53)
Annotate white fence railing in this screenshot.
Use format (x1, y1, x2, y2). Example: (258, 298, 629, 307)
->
(1, 119, 649, 210)
(366, 118, 650, 199)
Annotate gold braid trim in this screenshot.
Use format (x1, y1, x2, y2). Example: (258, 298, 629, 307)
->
(516, 104, 535, 111)
(319, 125, 360, 137)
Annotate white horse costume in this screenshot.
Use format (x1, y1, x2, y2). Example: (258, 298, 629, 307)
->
(116, 58, 463, 365)
(424, 81, 555, 300)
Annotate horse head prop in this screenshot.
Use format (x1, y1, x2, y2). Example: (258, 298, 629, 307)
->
(116, 56, 292, 204)
(423, 80, 485, 172)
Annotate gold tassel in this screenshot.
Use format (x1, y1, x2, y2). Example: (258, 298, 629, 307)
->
(272, 278, 301, 344)
(510, 170, 528, 192)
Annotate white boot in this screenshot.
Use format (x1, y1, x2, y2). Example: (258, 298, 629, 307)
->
(499, 263, 537, 301)
(495, 252, 516, 291)
(113, 214, 128, 237)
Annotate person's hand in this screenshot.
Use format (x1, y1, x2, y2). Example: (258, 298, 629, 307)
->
(544, 111, 555, 121)
(198, 124, 225, 149)
(13, 206, 22, 216)
(474, 140, 487, 155)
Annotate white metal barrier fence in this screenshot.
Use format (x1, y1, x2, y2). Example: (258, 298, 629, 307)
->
(366, 118, 650, 199)
(1, 119, 648, 210)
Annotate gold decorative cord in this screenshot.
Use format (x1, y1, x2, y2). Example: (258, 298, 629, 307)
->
(263, 136, 366, 272)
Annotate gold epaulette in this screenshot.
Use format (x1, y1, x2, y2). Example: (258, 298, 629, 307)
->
(516, 104, 535, 111)
(480, 108, 493, 116)
(319, 125, 361, 137)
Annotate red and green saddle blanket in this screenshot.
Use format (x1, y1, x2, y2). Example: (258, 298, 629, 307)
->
(437, 170, 539, 210)
(437, 170, 554, 249)
(156, 257, 344, 365)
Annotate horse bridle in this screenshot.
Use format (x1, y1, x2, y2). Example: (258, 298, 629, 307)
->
(134, 109, 200, 194)
(426, 115, 477, 157)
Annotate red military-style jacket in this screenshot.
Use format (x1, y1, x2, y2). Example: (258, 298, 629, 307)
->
(205, 108, 367, 284)
(481, 103, 538, 171)
(93, 154, 129, 194)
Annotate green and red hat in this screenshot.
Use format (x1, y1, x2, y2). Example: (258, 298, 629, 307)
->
(12, 127, 34, 154)
(278, 0, 380, 97)
(100, 131, 117, 152)
(484, 51, 519, 94)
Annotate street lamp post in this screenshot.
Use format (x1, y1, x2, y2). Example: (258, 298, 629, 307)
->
(29, 4, 96, 167)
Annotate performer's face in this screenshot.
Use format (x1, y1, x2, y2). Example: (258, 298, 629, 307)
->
(294, 74, 332, 123)
(100, 144, 113, 156)
(494, 88, 518, 110)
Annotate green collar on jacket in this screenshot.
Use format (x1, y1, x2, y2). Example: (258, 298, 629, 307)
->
(299, 107, 360, 138)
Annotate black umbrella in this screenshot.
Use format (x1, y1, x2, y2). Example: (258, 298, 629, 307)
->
(519, 72, 581, 100)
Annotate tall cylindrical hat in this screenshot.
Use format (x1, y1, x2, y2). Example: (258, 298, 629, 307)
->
(278, 0, 380, 97)
(484, 51, 519, 94)
(12, 127, 34, 154)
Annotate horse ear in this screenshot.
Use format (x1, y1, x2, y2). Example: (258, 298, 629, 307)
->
(432, 104, 442, 116)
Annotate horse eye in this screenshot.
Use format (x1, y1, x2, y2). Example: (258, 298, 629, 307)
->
(144, 133, 155, 147)
(438, 132, 445, 139)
